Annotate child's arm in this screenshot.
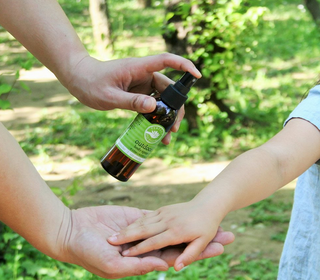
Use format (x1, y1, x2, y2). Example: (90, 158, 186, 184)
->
(108, 118, 320, 271)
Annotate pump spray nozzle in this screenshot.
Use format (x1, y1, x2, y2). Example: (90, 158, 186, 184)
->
(161, 72, 198, 110)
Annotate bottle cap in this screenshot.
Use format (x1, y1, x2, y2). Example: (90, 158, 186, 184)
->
(161, 72, 198, 110)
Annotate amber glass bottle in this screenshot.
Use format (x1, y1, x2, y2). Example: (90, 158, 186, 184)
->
(101, 72, 198, 181)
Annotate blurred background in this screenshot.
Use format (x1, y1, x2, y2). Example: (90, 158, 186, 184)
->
(0, 0, 319, 279)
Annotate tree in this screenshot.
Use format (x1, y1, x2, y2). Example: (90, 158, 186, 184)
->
(162, 0, 265, 132)
(89, 0, 112, 55)
(305, 0, 320, 27)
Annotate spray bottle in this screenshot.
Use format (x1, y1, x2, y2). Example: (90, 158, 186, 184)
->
(100, 72, 198, 181)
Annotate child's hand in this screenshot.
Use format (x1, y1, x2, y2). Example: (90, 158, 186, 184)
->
(107, 200, 232, 271)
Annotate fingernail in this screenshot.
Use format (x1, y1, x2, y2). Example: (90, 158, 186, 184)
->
(143, 98, 154, 111)
(193, 66, 202, 78)
(176, 263, 184, 271)
(156, 266, 169, 272)
(108, 233, 119, 242)
(122, 249, 129, 256)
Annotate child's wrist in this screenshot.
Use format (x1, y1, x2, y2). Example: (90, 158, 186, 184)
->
(192, 189, 233, 222)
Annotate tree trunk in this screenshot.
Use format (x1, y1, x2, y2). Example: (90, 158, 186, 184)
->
(89, 0, 112, 55)
(305, 0, 320, 27)
(137, 0, 153, 8)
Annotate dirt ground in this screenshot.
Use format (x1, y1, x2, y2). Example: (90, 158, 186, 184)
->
(0, 64, 296, 266)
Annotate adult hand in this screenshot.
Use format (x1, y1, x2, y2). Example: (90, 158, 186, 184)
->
(66, 53, 201, 112)
(1, 1, 199, 144)
(58, 205, 234, 279)
(65, 54, 201, 144)
(107, 199, 232, 271)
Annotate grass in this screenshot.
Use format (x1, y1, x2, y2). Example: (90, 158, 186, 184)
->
(0, 233, 279, 280)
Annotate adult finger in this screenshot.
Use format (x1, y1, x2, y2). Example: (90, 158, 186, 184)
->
(212, 227, 235, 246)
(106, 88, 157, 113)
(152, 71, 174, 93)
(122, 230, 183, 257)
(93, 256, 169, 279)
(145, 241, 224, 268)
(196, 242, 224, 261)
(161, 131, 171, 145)
(139, 53, 202, 79)
(171, 105, 185, 133)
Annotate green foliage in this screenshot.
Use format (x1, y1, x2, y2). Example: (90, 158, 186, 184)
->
(108, 0, 166, 57)
(0, 82, 13, 110)
(188, 0, 266, 83)
(19, 109, 134, 160)
(51, 179, 84, 206)
(164, 0, 268, 112)
(0, 31, 34, 110)
(0, 231, 278, 280)
(159, 0, 320, 161)
(0, 69, 31, 110)
(231, 194, 292, 243)
(230, 255, 278, 280)
(16, 106, 266, 164)
(0, 224, 102, 280)
(271, 231, 287, 243)
(248, 196, 292, 225)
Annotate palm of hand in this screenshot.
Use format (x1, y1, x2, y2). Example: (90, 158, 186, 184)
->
(65, 206, 168, 279)
(62, 205, 234, 279)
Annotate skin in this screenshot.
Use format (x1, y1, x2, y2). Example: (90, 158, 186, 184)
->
(108, 118, 320, 271)
(0, 0, 235, 278)
(0, 123, 234, 278)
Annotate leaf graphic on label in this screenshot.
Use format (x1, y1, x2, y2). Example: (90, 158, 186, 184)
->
(145, 130, 160, 139)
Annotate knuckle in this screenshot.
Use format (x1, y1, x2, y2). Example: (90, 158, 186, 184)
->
(133, 260, 152, 276)
(131, 95, 141, 111)
(144, 237, 159, 251)
(157, 207, 166, 214)
(159, 52, 171, 60)
(134, 268, 149, 276)
(184, 252, 198, 265)
(139, 224, 148, 235)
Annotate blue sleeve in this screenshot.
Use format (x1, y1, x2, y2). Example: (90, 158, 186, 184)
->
(284, 85, 320, 131)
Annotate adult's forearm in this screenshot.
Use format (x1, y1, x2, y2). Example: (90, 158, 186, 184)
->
(0, 123, 70, 260)
(0, 0, 88, 86)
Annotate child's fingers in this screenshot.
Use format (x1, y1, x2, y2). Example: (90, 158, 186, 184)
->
(196, 242, 224, 260)
(174, 238, 208, 271)
(121, 230, 181, 257)
(124, 214, 161, 231)
(108, 222, 165, 245)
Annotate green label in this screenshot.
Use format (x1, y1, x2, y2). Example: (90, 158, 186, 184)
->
(116, 114, 166, 164)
